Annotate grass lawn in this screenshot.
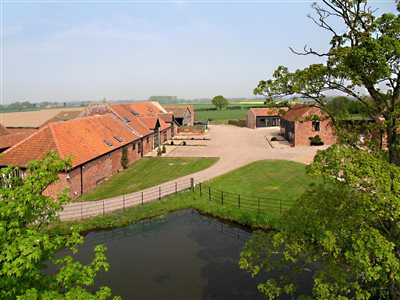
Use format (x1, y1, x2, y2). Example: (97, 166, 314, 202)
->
(55, 159, 315, 235)
(200, 160, 316, 212)
(77, 157, 218, 202)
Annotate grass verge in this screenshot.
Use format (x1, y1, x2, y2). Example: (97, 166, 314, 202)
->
(48, 191, 276, 236)
(77, 157, 218, 202)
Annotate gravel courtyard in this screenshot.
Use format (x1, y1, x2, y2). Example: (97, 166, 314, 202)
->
(166, 124, 327, 182)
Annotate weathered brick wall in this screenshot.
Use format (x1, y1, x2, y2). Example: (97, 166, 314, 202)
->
(177, 125, 205, 134)
(246, 110, 256, 129)
(160, 128, 171, 144)
(142, 134, 154, 154)
(294, 120, 336, 146)
(44, 142, 141, 200)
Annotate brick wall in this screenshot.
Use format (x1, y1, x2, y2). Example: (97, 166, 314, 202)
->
(294, 120, 336, 146)
(246, 110, 256, 129)
(160, 128, 171, 144)
(44, 141, 141, 200)
(177, 125, 205, 134)
(142, 134, 154, 154)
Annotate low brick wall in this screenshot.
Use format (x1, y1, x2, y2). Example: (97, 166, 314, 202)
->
(228, 119, 246, 127)
(178, 125, 206, 134)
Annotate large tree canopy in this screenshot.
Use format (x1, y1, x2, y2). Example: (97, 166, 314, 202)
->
(211, 95, 229, 110)
(254, 0, 400, 164)
(0, 153, 116, 299)
(240, 145, 400, 299)
(243, 1, 400, 299)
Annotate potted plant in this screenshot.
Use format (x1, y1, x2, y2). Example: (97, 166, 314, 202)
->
(157, 147, 162, 156)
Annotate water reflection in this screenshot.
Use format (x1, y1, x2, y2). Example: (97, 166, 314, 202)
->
(47, 210, 312, 299)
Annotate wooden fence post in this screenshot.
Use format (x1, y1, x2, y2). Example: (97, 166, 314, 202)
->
(238, 194, 241, 209)
(141, 192, 144, 206)
(190, 178, 194, 192)
(208, 186, 211, 201)
(102, 201, 105, 216)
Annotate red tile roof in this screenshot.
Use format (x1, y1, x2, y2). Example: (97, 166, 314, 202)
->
(158, 113, 173, 123)
(163, 106, 190, 118)
(0, 132, 31, 150)
(250, 107, 288, 117)
(0, 114, 140, 168)
(281, 105, 325, 122)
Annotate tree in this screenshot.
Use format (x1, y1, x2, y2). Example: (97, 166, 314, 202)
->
(240, 145, 400, 299)
(211, 95, 228, 110)
(254, 0, 400, 165)
(0, 153, 117, 299)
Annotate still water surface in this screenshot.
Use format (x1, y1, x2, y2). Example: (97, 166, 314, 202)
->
(50, 210, 312, 299)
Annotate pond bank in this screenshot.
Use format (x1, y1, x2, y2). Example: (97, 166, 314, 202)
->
(48, 190, 277, 236)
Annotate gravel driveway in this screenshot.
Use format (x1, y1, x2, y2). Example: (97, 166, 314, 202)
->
(166, 124, 327, 182)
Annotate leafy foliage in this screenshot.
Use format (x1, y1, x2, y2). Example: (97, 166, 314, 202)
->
(0, 152, 116, 299)
(240, 145, 400, 299)
(211, 95, 229, 110)
(254, 0, 400, 164)
(121, 146, 128, 169)
(309, 135, 324, 146)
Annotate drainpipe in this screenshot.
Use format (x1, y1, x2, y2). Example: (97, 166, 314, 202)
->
(80, 166, 84, 195)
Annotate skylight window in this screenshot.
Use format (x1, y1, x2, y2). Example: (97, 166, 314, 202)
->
(114, 136, 123, 143)
(124, 117, 131, 123)
(130, 110, 139, 116)
(104, 140, 113, 147)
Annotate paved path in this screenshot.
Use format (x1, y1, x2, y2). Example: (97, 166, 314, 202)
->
(60, 125, 326, 221)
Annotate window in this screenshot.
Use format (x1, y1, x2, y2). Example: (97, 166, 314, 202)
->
(104, 139, 113, 146)
(138, 142, 141, 153)
(114, 136, 123, 143)
(312, 120, 320, 132)
(163, 131, 167, 141)
(124, 117, 131, 123)
(146, 136, 149, 143)
(132, 142, 136, 150)
(130, 110, 139, 116)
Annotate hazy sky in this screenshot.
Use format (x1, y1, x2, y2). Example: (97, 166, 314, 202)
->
(2, 1, 396, 104)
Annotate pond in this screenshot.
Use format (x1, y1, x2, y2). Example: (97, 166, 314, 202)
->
(48, 210, 313, 299)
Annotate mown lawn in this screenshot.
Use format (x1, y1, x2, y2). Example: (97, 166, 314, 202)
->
(54, 160, 314, 234)
(77, 157, 218, 202)
(203, 160, 316, 207)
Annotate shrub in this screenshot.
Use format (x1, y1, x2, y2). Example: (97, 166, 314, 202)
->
(309, 135, 324, 146)
(170, 140, 174, 145)
(271, 136, 278, 141)
(162, 145, 166, 153)
(157, 147, 163, 155)
(121, 146, 128, 169)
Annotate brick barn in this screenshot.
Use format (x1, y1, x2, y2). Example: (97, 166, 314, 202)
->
(0, 114, 142, 199)
(280, 104, 336, 146)
(163, 105, 195, 126)
(246, 108, 288, 129)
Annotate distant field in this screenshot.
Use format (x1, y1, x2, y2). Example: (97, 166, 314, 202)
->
(195, 109, 248, 121)
(171, 102, 271, 121)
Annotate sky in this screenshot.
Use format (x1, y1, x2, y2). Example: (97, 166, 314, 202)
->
(1, 0, 396, 104)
